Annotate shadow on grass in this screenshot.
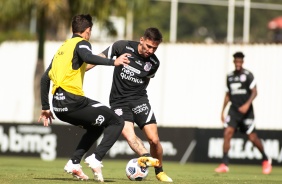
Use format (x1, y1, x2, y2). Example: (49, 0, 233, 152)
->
(34, 177, 128, 182)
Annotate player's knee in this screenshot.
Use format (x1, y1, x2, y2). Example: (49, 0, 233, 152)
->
(148, 137, 160, 147)
(248, 133, 258, 142)
(110, 118, 124, 133)
(224, 128, 234, 139)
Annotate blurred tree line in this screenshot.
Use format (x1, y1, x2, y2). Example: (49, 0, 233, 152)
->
(0, 0, 150, 121)
(0, 0, 282, 44)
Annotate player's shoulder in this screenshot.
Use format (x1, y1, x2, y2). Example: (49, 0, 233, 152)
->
(113, 40, 137, 47)
(113, 40, 138, 52)
(77, 39, 91, 47)
(227, 71, 234, 77)
(242, 68, 253, 75)
(148, 55, 160, 66)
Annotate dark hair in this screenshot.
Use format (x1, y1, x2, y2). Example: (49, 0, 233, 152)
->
(143, 27, 163, 43)
(233, 52, 245, 59)
(72, 14, 93, 34)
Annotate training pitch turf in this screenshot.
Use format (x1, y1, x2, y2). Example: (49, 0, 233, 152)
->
(0, 156, 281, 184)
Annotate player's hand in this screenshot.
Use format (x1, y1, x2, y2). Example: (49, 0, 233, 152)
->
(114, 53, 130, 66)
(38, 110, 55, 127)
(238, 103, 250, 114)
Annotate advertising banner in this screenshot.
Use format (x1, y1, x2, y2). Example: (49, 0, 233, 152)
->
(0, 123, 280, 166)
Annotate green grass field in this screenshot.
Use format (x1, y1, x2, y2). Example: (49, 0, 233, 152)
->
(0, 156, 281, 184)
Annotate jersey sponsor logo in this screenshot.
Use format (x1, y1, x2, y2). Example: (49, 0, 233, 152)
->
(230, 83, 247, 95)
(132, 104, 149, 115)
(124, 65, 141, 74)
(234, 76, 239, 81)
(126, 46, 134, 52)
(120, 67, 143, 84)
(53, 107, 68, 112)
(58, 51, 64, 55)
(54, 93, 65, 100)
(92, 115, 105, 126)
(114, 108, 123, 116)
(149, 57, 157, 64)
(127, 55, 134, 59)
(244, 118, 254, 125)
(144, 62, 152, 71)
(240, 74, 247, 82)
(135, 60, 142, 66)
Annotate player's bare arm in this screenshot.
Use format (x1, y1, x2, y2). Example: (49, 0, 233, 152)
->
(221, 92, 230, 123)
(86, 64, 95, 71)
(99, 53, 106, 58)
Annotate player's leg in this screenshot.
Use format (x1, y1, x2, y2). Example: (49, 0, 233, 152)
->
(214, 126, 235, 173)
(247, 132, 272, 174)
(83, 105, 124, 182)
(55, 112, 99, 181)
(58, 101, 124, 181)
(215, 108, 238, 173)
(142, 123, 172, 182)
(112, 105, 159, 168)
(248, 132, 267, 158)
(112, 106, 148, 155)
(222, 126, 235, 163)
(122, 121, 148, 155)
(142, 124, 162, 165)
(242, 111, 272, 174)
(130, 98, 172, 182)
(120, 121, 160, 168)
(128, 100, 162, 163)
(64, 129, 103, 180)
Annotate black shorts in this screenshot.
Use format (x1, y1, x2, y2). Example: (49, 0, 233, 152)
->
(110, 97, 156, 129)
(224, 106, 256, 134)
(52, 88, 122, 129)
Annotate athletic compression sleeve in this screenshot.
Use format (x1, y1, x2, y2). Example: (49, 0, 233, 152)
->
(40, 64, 51, 110)
(77, 41, 115, 66)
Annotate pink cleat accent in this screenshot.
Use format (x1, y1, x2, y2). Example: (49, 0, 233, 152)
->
(262, 159, 272, 175)
(215, 163, 229, 173)
(64, 160, 89, 180)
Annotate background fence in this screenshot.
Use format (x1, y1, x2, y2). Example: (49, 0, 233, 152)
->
(1, 42, 281, 129)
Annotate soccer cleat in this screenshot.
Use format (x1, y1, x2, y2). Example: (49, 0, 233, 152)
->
(85, 154, 104, 182)
(156, 172, 173, 182)
(137, 156, 160, 167)
(215, 163, 229, 173)
(64, 160, 89, 180)
(262, 159, 272, 175)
